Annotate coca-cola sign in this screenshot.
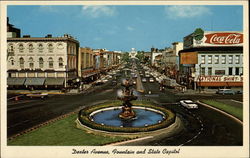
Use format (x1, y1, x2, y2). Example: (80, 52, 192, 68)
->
(205, 32, 243, 45)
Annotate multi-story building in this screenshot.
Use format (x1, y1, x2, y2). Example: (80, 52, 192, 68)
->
(7, 34, 79, 89)
(179, 28, 243, 90)
(151, 47, 163, 67)
(78, 47, 100, 82)
(7, 17, 21, 38)
(162, 42, 183, 79)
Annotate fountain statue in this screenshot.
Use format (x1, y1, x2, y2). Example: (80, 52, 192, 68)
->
(117, 78, 138, 120)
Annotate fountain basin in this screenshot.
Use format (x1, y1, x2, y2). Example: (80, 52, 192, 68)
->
(90, 106, 165, 127)
(78, 101, 176, 133)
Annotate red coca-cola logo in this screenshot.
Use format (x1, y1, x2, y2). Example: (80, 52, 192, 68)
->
(205, 33, 243, 45)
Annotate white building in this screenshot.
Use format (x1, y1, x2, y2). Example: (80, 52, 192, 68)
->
(179, 29, 243, 90)
(7, 34, 79, 89)
(162, 42, 183, 79)
(129, 48, 137, 58)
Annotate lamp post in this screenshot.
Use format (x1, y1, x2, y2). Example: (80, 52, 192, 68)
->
(199, 63, 202, 93)
(65, 65, 68, 89)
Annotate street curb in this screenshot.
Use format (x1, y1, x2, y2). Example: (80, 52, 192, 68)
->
(105, 136, 153, 146)
(197, 101, 243, 125)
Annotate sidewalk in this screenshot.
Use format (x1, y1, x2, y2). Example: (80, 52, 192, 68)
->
(167, 88, 217, 95)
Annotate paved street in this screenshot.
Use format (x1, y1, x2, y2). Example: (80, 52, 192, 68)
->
(7, 67, 243, 146)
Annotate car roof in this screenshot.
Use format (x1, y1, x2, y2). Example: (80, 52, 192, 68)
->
(183, 100, 193, 103)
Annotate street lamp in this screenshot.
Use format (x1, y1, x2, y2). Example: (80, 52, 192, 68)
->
(199, 63, 202, 93)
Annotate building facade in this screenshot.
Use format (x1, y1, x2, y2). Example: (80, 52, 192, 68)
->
(7, 34, 79, 89)
(179, 29, 243, 90)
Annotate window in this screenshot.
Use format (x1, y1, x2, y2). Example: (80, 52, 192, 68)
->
(19, 57, 24, 69)
(48, 44, 53, 53)
(48, 57, 53, 68)
(9, 57, 14, 66)
(29, 57, 34, 69)
(240, 67, 243, 75)
(228, 55, 233, 64)
(235, 67, 239, 75)
(28, 44, 34, 53)
(208, 67, 212, 75)
(39, 57, 44, 68)
(19, 44, 24, 53)
(201, 55, 205, 64)
(8, 44, 14, 53)
(208, 55, 212, 64)
(214, 55, 219, 64)
(59, 57, 63, 68)
(221, 55, 226, 64)
(215, 70, 225, 75)
(38, 44, 43, 53)
(201, 67, 205, 75)
(235, 55, 240, 64)
(229, 67, 233, 75)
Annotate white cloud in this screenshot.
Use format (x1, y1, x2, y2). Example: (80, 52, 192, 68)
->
(127, 26, 135, 31)
(165, 6, 212, 19)
(82, 6, 117, 18)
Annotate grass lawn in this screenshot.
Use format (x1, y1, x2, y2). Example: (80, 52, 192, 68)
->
(200, 100, 243, 121)
(8, 114, 129, 146)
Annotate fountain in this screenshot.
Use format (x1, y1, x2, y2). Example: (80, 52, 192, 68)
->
(117, 78, 137, 120)
(77, 70, 176, 133)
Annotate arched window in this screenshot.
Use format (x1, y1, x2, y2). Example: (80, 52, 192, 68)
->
(8, 44, 14, 53)
(58, 57, 63, 68)
(48, 44, 53, 53)
(18, 44, 24, 53)
(29, 57, 34, 69)
(48, 57, 53, 68)
(39, 57, 44, 68)
(9, 57, 14, 66)
(28, 44, 34, 53)
(19, 57, 24, 69)
(38, 43, 43, 53)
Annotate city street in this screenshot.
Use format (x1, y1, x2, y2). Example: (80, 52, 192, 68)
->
(7, 66, 243, 146)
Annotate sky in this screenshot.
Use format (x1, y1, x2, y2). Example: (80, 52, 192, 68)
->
(7, 5, 243, 52)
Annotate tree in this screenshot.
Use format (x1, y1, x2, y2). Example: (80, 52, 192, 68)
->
(136, 51, 144, 63)
(121, 52, 130, 63)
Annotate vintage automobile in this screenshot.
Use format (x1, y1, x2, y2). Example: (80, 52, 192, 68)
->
(26, 93, 48, 99)
(216, 89, 235, 95)
(180, 100, 198, 109)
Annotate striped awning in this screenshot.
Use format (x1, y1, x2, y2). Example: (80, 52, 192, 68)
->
(24, 78, 45, 86)
(7, 78, 26, 86)
(45, 78, 65, 86)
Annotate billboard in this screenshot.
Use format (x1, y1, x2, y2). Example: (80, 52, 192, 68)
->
(180, 52, 198, 64)
(183, 28, 243, 49)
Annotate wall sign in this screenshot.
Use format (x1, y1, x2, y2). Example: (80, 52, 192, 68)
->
(197, 75, 243, 82)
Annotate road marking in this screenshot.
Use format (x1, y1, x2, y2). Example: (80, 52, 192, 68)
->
(231, 99, 243, 104)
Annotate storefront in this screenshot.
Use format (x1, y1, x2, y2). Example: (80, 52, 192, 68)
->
(179, 28, 243, 90)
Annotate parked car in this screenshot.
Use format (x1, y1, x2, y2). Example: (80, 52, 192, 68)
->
(237, 90, 243, 94)
(26, 93, 48, 99)
(149, 78, 154, 83)
(216, 89, 235, 95)
(133, 80, 136, 85)
(142, 78, 147, 82)
(180, 100, 198, 109)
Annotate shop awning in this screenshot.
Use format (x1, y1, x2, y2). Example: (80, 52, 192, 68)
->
(7, 78, 26, 86)
(45, 78, 65, 86)
(24, 78, 45, 86)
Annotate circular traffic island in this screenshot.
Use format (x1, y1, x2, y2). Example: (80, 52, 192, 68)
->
(77, 101, 176, 133)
